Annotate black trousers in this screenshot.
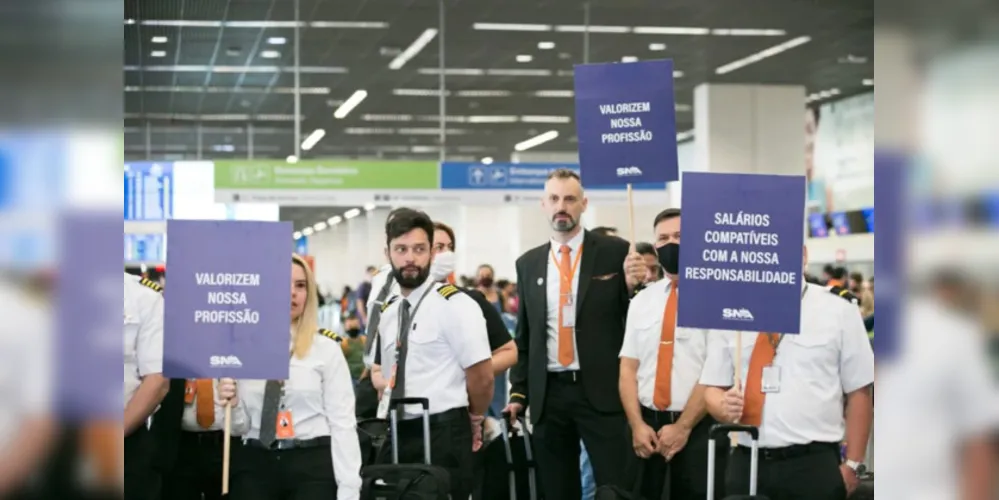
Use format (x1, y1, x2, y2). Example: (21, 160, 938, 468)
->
(161, 431, 239, 500)
(125, 426, 157, 500)
(726, 443, 847, 500)
(533, 374, 635, 500)
(230, 441, 338, 500)
(637, 409, 727, 500)
(376, 407, 474, 500)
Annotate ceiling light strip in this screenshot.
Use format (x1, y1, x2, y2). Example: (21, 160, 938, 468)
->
(133, 20, 388, 28)
(300, 129, 326, 151)
(388, 28, 439, 70)
(334, 90, 368, 119)
(514, 130, 559, 151)
(715, 36, 811, 74)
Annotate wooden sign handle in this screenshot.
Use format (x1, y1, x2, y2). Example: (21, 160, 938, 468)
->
(222, 402, 232, 495)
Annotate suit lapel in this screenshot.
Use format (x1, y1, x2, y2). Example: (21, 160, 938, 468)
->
(534, 243, 550, 339)
(576, 230, 597, 315)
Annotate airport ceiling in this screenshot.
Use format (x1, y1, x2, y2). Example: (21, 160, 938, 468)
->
(124, 0, 874, 164)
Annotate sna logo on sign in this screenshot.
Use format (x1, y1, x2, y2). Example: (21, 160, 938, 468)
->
(616, 166, 643, 177)
(210, 355, 243, 368)
(722, 308, 755, 321)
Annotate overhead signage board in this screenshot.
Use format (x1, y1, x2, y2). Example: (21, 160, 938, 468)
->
(124, 162, 174, 221)
(163, 220, 293, 380)
(676, 172, 807, 334)
(439, 162, 668, 205)
(213, 160, 439, 205)
(573, 59, 680, 187)
(124, 234, 167, 264)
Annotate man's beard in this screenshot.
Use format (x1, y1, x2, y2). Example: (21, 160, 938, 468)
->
(391, 263, 431, 289)
(550, 212, 578, 232)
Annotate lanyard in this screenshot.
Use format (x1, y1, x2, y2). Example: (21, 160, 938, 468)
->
(765, 286, 809, 356)
(391, 283, 436, 365)
(549, 243, 584, 286)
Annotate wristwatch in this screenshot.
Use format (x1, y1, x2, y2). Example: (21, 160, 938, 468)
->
(844, 459, 867, 476)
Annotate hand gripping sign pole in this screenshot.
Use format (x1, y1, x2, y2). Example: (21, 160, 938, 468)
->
(222, 400, 232, 494)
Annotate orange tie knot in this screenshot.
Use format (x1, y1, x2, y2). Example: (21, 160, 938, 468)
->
(559, 244, 571, 255)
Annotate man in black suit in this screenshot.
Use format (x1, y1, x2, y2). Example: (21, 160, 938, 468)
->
(504, 168, 647, 500)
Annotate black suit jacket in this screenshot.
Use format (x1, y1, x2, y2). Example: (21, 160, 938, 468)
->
(509, 230, 632, 424)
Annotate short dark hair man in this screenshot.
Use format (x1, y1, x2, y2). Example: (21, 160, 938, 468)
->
(505, 168, 647, 498)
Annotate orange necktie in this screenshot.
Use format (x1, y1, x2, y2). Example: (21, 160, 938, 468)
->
(742, 333, 777, 427)
(195, 379, 215, 428)
(652, 283, 678, 410)
(557, 244, 575, 366)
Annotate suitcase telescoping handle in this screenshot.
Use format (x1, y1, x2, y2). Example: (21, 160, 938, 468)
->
(388, 397, 432, 466)
(500, 411, 538, 500)
(707, 424, 759, 500)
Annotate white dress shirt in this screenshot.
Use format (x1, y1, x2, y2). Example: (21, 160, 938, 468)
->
(363, 264, 398, 368)
(237, 330, 363, 500)
(875, 299, 999, 500)
(546, 230, 584, 371)
(124, 273, 163, 408)
(181, 379, 249, 435)
(700, 282, 875, 448)
(375, 278, 492, 418)
(619, 279, 710, 412)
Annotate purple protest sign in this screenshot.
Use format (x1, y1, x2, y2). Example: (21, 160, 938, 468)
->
(57, 210, 121, 421)
(873, 149, 905, 360)
(164, 220, 292, 380)
(676, 172, 806, 334)
(573, 59, 679, 187)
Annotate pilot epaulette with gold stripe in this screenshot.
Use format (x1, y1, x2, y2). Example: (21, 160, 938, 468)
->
(436, 284, 461, 300)
(317, 328, 342, 342)
(828, 286, 859, 305)
(139, 278, 163, 293)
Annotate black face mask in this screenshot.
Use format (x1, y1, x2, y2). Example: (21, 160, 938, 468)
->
(657, 243, 680, 276)
(346, 328, 362, 338)
(479, 277, 494, 288)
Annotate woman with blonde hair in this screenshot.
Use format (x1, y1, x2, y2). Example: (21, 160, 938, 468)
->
(230, 254, 363, 500)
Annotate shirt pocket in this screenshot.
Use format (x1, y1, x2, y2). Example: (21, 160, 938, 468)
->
(408, 316, 441, 345)
(785, 330, 838, 380)
(123, 313, 141, 364)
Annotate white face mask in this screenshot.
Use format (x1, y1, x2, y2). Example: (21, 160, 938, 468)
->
(430, 251, 457, 282)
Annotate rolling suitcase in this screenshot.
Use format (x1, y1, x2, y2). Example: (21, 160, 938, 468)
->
(360, 398, 450, 500)
(707, 424, 769, 500)
(476, 416, 539, 500)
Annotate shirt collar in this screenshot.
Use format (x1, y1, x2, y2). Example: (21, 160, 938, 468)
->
(550, 228, 585, 253)
(404, 276, 436, 306)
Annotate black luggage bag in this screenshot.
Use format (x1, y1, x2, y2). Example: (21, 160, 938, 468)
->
(357, 417, 388, 467)
(360, 398, 451, 500)
(708, 424, 770, 500)
(474, 416, 539, 500)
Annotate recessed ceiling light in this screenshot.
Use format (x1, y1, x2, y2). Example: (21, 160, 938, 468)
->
(125, 19, 136, 25)
(267, 36, 287, 45)
(538, 41, 555, 50)
(481, 157, 494, 165)
(649, 43, 667, 51)
(862, 78, 874, 86)
(260, 50, 281, 59)
(150, 50, 167, 58)
(516, 54, 533, 63)
(151, 36, 168, 44)
(328, 215, 343, 225)
(621, 56, 638, 63)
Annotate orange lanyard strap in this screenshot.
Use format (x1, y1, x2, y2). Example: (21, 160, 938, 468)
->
(550, 244, 584, 285)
